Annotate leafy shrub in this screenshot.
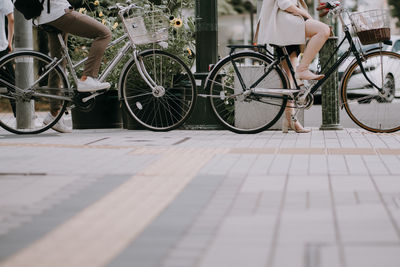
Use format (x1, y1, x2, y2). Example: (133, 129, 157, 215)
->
(68, 0, 195, 89)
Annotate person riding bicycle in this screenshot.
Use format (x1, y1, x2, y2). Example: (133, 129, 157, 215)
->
(37, 0, 111, 92)
(37, 0, 112, 132)
(256, 0, 330, 133)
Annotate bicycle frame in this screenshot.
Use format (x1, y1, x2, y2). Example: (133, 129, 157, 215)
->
(55, 31, 162, 102)
(55, 33, 132, 103)
(223, 10, 386, 101)
(4, 29, 162, 105)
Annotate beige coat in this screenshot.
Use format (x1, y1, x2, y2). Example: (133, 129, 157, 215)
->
(256, 0, 307, 46)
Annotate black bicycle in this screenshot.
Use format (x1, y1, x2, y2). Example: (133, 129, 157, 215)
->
(202, 2, 400, 133)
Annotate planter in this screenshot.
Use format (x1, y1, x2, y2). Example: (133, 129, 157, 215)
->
(72, 90, 122, 129)
(121, 104, 145, 130)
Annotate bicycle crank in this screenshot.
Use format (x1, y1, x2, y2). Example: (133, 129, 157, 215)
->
(73, 92, 96, 112)
(294, 92, 314, 109)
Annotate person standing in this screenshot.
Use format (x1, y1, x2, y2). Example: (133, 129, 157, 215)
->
(0, 0, 15, 117)
(0, 0, 13, 57)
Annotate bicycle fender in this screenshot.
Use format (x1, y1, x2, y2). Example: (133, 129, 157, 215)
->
(117, 49, 164, 101)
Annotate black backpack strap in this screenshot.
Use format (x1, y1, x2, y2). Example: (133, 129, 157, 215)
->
(40, 0, 50, 14)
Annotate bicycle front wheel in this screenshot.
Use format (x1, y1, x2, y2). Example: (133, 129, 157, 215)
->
(207, 51, 288, 134)
(120, 49, 196, 131)
(0, 51, 69, 134)
(341, 51, 400, 133)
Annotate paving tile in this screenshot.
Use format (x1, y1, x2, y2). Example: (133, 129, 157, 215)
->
(0, 129, 400, 267)
(345, 246, 400, 267)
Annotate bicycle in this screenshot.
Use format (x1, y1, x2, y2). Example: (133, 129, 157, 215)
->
(0, 3, 196, 134)
(201, 2, 400, 133)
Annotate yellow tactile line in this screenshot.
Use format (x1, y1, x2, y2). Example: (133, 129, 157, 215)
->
(2, 142, 400, 155)
(0, 142, 135, 149)
(0, 148, 227, 267)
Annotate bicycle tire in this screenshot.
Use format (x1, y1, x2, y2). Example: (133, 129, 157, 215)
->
(0, 50, 69, 134)
(120, 49, 196, 131)
(341, 50, 400, 133)
(206, 51, 288, 134)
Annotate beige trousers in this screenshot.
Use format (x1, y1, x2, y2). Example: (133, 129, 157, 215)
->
(46, 9, 111, 78)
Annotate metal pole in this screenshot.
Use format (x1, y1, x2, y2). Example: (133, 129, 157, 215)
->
(319, 38, 343, 130)
(14, 9, 34, 129)
(185, 0, 221, 129)
(195, 0, 218, 73)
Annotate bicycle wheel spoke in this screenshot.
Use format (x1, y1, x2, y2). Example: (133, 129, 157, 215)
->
(124, 91, 153, 100)
(164, 92, 192, 111)
(159, 95, 187, 121)
(209, 79, 237, 92)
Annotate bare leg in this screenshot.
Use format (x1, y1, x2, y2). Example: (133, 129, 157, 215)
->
(281, 52, 310, 133)
(296, 19, 330, 81)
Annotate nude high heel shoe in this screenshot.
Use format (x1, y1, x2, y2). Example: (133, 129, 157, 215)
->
(282, 117, 291, 133)
(295, 64, 325, 81)
(282, 109, 311, 133)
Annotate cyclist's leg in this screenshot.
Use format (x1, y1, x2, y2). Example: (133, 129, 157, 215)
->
(281, 51, 310, 133)
(46, 10, 111, 78)
(280, 49, 298, 88)
(297, 19, 330, 80)
(47, 31, 68, 117)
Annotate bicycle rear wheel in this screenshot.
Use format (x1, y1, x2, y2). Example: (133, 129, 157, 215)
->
(0, 51, 69, 134)
(120, 49, 196, 131)
(206, 51, 288, 134)
(341, 51, 400, 133)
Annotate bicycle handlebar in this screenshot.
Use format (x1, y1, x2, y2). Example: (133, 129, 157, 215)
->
(317, 1, 341, 18)
(108, 2, 143, 14)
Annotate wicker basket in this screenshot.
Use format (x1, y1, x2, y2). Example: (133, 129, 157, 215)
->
(121, 9, 169, 45)
(349, 9, 391, 45)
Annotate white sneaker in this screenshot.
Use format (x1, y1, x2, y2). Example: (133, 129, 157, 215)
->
(43, 113, 72, 133)
(77, 77, 111, 92)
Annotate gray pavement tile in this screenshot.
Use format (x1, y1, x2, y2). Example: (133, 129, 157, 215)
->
(336, 205, 399, 243)
(345, 246, 400, 267)
(269, 155, 292, 175)
(107, 173, 225, 267)
(319, 246, 342, 267)
(289, 155, 309, 175)
(363, 155, 390, 175)
(309, 155, 329, 175)
(2, 129, 400, 267)
(0, 174, 134, 261)
(328, 155, 349, 175)
(379, 155, 400, 175)
(345, 155, 369, 175)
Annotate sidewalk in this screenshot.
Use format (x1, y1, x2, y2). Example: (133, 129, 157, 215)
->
(0, 128, 399, 267)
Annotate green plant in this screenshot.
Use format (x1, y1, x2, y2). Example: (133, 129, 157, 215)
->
(68, 0, 195, 89)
